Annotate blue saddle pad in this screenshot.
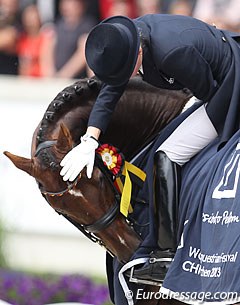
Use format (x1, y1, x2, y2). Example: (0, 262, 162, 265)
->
(107, 104, 240, 304)
(163, 130, 240, 303)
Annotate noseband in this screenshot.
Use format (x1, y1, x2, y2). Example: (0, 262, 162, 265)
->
(35, 140, 122, 252)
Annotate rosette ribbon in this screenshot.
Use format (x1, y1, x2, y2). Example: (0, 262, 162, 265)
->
(96, 144, 146, 217)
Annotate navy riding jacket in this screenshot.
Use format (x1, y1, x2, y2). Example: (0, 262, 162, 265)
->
(88, 14, 240, 146)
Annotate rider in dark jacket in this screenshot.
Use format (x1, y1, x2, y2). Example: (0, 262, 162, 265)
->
(60, 14, 240, 282)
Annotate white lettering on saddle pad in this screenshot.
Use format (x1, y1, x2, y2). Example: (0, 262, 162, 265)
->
(212, 143, 240, 199)
(202, 210, 240, 226)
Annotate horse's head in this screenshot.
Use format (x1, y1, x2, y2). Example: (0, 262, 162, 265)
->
(4, 123, 142, 263)
(5, 124, 72, 194)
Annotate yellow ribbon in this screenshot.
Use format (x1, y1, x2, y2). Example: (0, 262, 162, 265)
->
(116, 161, 146, 217)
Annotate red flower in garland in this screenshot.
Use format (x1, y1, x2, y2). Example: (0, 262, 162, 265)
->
(96, 144, 125, 177)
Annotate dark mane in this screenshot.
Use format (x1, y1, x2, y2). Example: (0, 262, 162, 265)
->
(36, 77, 101, 146)
(34, 76, 192, 160)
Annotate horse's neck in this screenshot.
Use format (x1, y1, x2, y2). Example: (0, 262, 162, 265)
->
(33, 77, 191, 159)
(102, 79, 191, 159)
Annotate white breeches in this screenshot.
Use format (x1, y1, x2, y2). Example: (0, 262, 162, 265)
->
(157, 104, 218, 166)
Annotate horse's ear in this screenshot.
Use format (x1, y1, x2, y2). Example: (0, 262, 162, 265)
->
(3, 151, 33, 176)
(56, 123, 73, 151)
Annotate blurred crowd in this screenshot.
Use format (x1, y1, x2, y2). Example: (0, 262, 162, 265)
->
(1, 0, 240, 79)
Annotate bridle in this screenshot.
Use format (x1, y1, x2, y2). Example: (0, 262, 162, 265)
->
(34, 140, 123, 253)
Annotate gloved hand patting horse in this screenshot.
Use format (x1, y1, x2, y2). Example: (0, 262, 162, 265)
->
(60, 134, 99, 181)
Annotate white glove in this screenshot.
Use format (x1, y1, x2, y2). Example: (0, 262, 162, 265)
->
(60, 134, 99, 181)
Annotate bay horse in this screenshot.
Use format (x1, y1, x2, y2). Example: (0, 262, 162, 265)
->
(4, 76, 192, 305)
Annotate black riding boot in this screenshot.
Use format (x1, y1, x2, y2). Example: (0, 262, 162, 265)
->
(132, 151, 180, 283)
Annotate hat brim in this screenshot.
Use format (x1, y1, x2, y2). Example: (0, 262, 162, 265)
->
(95, 16, 140, 86)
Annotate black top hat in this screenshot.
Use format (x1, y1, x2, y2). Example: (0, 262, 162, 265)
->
(85, 15, 140, 86)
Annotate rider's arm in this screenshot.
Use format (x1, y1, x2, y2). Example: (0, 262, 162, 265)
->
(60, 81, 127, 181)
(86, 126, 101, 140)
(87, 82, 127, 134)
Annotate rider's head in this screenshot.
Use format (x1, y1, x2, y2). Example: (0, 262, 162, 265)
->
(85, 15, 141, 86)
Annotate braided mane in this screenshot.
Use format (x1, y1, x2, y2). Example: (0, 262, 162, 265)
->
(33, 76, 192, 160)
(36, 77, 101, 146)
